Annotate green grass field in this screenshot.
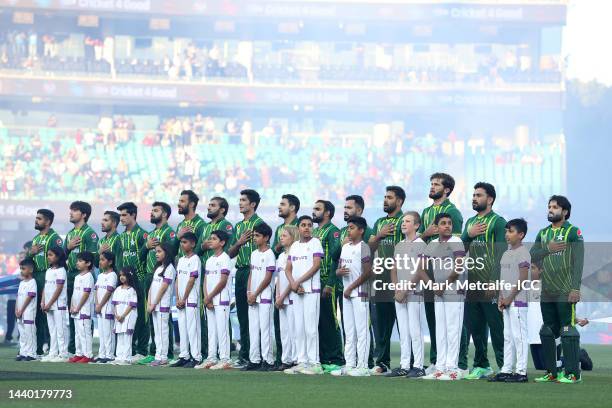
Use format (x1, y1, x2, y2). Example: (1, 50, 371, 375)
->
(1, 343, 610, 408)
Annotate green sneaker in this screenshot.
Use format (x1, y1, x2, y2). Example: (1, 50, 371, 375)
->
(534, 372, 557, 383)
(465, 367, 493, 380)
(322, 364, 342, 374)
(557, 373, 582, 384)
(137, 355, 155, 365)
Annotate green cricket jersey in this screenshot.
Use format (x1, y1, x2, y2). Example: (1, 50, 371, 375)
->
(144, 223, 177, 275)
(340, 224, 374, 246)
(530, 221, 584, 293)
(200, 218, 234, 265)
(461, 211, 507, 282)
(64, 224, 99, 284)
(176, 214, 207, 258)
(27, 229, 63, 276)
(419, 199, 463, 242)
(97, 231, 123, 270)
(272, 218, 299, 257)
(313, 222, 341, 288)
(119, 224, 148, 281)
(372, 211, 405, 260)
(234, 213, 263, 269)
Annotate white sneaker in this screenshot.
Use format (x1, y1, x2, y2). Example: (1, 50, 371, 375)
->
(210, 360, 233, 370)
(284, 363, 306, 374)
(425, 365, 437, 375)
(330, 366, 352, 377)
(114, 359, 130, 366)
(50, 356, 68, 363)
(40, 354, 56, 362)
(458, 369, 469, 378)
(301, 364, 324, 375)
(132, 354, 145, 361)
(194, 359, 217, 370)
(348, 367, 371, 377)
(422, 370, 445, 380)
(438, 371, 461, 381)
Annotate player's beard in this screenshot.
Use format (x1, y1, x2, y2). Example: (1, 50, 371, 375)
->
(207, 209, 219, 220)
(178, 206, 188, 215)
(343, 212, 350, 221)
(472, 201, 487, 212)
(34, 223, 44, 231)
(312, 214, 323, 224)
(101, 225, 110, 233)
(150, 216, 162, 225)
(429, 190, 443, 200)
(384, 203, 396, 214)
(547, 212, 563, 223)
(278, 210, 289, 219)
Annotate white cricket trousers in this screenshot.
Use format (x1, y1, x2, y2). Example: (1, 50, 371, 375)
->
(152, 311, 170, 361)
(178, 305, 202, 361)
(293, 292, 320, 365)
(343, 297, 370, 369)
(47, 309, 68, 357)
(395, 296, 425, 369)
(116, 332, 133, 361)
(278, 303, 297, 364)
(98, 315, 115, 359)
(248, 302, 274, 364)
(18, 319, 36, 357)
(434, 295, 464, 372)
(501, 304, 528, 375)
(74, 317, 93, 358)
(206, 305, 230, 361)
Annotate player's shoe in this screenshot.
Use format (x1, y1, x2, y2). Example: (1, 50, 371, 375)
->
(505, 373, 529, 383)
(137, 355, 155, 365)
(534, 372, 557, 383)
(557, 373, 582, 384)
(50, 356, 69, 363)
(322, 364, 342, 374)
(370, 363, 390, 376)
(68, 355, 83, 363)
(424, 365, 437, 376)
(183, 359, 198, 368)
(257, 362, 275, 372)
(78, 357, 94, 363)
(15, 355, 25, 361)
(330, 366, 352, 376)
(348, 367, 370, 377)
(385, 368, 410, 378)
(241, 362, 262, 371)
(210, 360, 233, 370)
(438, 371, 462, 381)
(284, 363, 306, 374)
(488, 372, 513, 382)
(406, 368, 426, 378)
(150, 359, 168, 367)
(40, 354, 56, 362)
(465, 367, 493, 380)
(22, 356, 37, 361)
(195, 359, 218, 370)
(232, 359, 248, 369)
(422, 370, 445, 380)
(170, 357, 189, 367)
(114, 359, 131, 366)
(302, 364, 324, 375)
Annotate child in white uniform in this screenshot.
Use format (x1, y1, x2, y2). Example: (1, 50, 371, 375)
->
(41, 247, 69, 362)
(112, 267, 138, 365)
(16, 259, 37, 361)
(95, 251, 118, 363)
(69, 252, 95, 363)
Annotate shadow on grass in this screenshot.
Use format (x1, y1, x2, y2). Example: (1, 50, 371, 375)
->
(0, 371, 151, 382)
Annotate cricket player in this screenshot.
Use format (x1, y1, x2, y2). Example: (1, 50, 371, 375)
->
(97, 211, 123, 271)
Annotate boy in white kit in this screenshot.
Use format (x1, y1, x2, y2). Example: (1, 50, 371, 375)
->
(284, 215, 324, 375)
(489, 218, 531, 383)
(94, 251, 117, 363)
(197, 230, 233, 370)
(16, 259, 37, 361)
(333, 216, 373, 377)
(69, 252, 95, 363)
(41, 247, 69, 362)
(112, 267, 138, 365)
(275, 225, 300, 371)
(386, 211, 428, 378)
(172, 232, 202, 368)
(418, 213, 466, 381)
(243, 223, 276, 371)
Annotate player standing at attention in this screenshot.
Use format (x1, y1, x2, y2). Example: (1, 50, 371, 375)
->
(198, 230, 233, 370)
(69, 252, 95, 364)
(94, 251, 117, 364)
(41, 247, 68, 362)
(368, 186, 405, 375)
(25, 209, 62, 356)
(386, 211, 427, 378)
(420, 213, 466, 381)
(117, 202, 148, 360)
(271, 194, 300, 369)
(312, 200, 344, 372)
(275, 225, 299, 371)
(243, 223, 276, 371)
(333, 216, 373, 377)
(112, 268, 138, 365)
(284, 215, 324, 375)
(531, 196, 584, 384)
(172, 232, 202, 368)
(64, 201, 98, 355)
(97, 211, 123, 271)
(138, 202, 177, 365)
(228, 189, 263, 368)
(340, 195, 374, 244)
(148, 242, 176, 366)
(15, 259, 37, 361)
(418, 173, 465, 372)
(488, 218, 531, 383)
(462, 183, 506, 380)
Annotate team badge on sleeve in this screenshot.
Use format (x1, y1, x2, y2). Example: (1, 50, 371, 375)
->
(333, 231, 340, 239)
(226, 224, 233, 231)
(170, 231, 176, 239)
(91, 233, 97, 239)
(56, 238, 62, 245)
(144, 233, 149, 239)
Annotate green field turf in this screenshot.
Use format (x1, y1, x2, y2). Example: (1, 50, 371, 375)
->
(1, 342, 610, 408)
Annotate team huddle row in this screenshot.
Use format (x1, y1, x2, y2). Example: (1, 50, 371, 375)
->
(14, 173, 584, 383)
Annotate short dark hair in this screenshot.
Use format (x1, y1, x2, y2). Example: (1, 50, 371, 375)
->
(386, 186, 406, 203)
(345, 195, 365, 211)
(181, 190, 199, 210)
(100, 251, 115, 268)
(181, 231, 198, 244)
(549, 195, 572, 220)
(474, 182, 497, 204)
(254, 222, 273, 240)
(298, 215, 313, 225)
(282, 194, 300, 213)
(211, 196, 229, 217)
(211, 230, 229, 245)
(316, 200, 335, 219)
(347, 216, 367, 232)
(76, 251, 94, 270)
(19, 258, 35, 269)
(117, 202, 138, 216)
(506, 218, 528, 237)
(430, 172, 456, 196)
(241, 189, 261, 211)
(152, 201, 172, 218)
(104, 210, 120, 226)
(434, 212, 452, 226)
(404, 211, 421, 228)
(70, 201, 92, 222)
(37, 209, 55, 223)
